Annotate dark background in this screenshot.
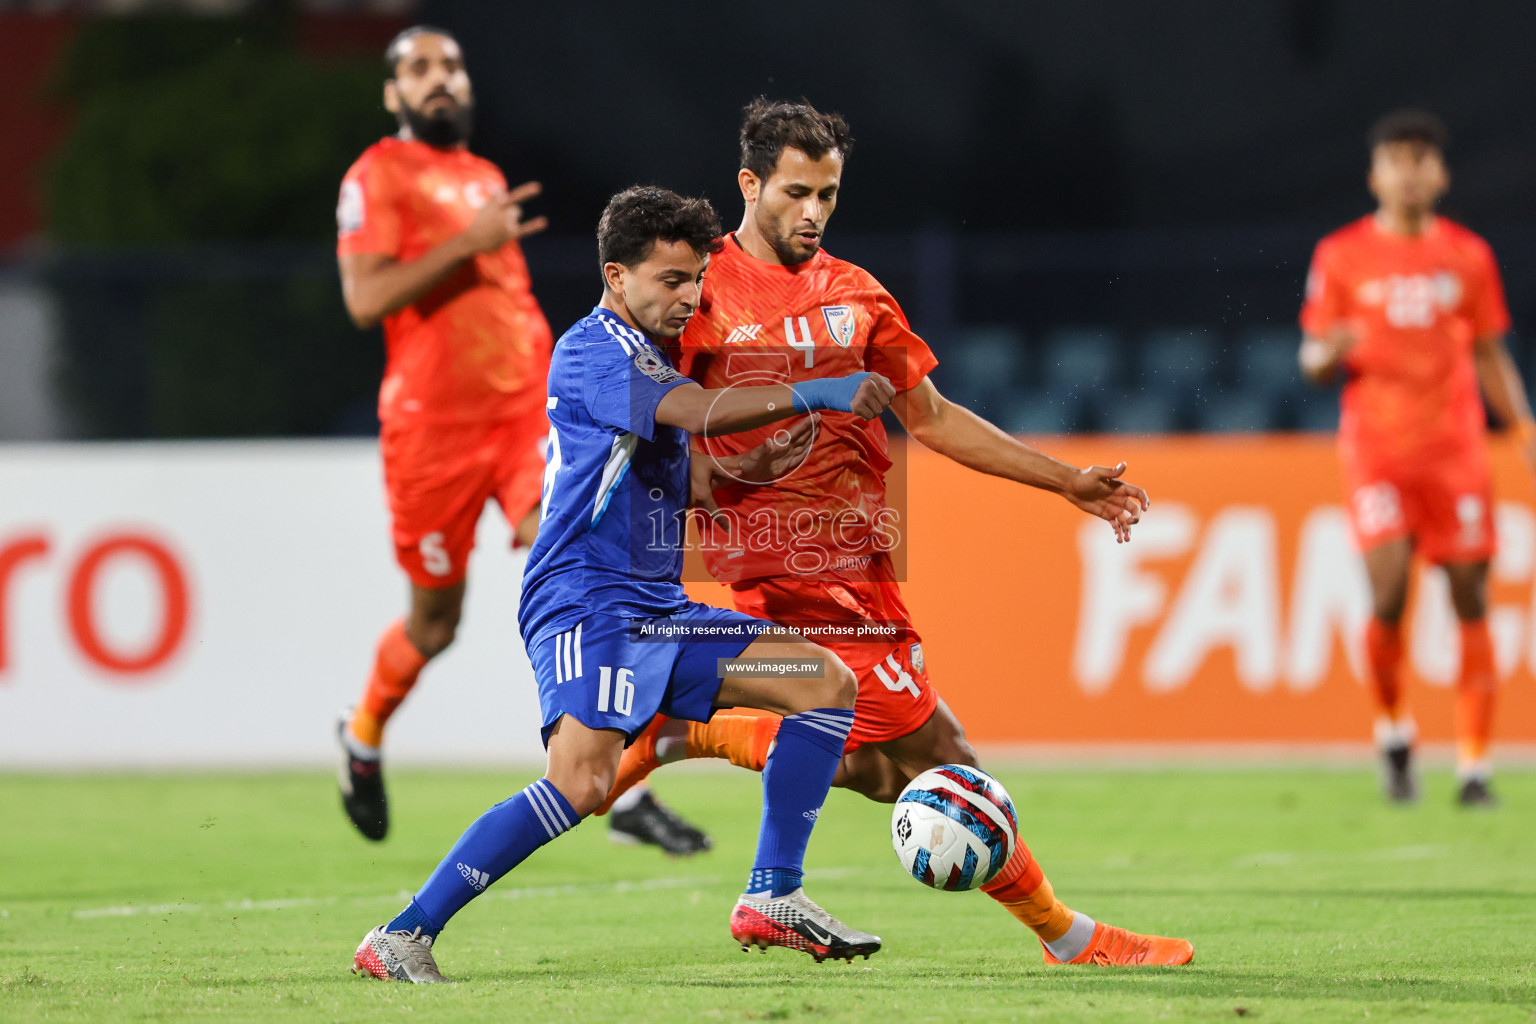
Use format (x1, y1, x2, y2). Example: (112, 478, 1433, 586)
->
(5, 0, 1533, 439)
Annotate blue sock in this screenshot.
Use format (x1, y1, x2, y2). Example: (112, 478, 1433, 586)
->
(387, 778, 578, 937)
(746, 707, 854, 898)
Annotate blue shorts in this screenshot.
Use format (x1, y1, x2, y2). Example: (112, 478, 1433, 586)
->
(530, 601, 771, 746)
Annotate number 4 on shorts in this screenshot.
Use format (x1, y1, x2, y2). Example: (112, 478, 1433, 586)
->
(872, 654, 919, 698)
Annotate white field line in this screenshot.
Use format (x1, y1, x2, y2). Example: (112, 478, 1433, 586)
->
(67, 866, 860, 921)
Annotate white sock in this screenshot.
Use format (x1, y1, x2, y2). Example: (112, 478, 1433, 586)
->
(1456, 759, 1492, 783)
(1043, 912, 1097, 962)
(610, 784, 650, 814)
(341, 727, 380, 761)
(652, 720, 691, 763)
(1373, 715, 1417, 750)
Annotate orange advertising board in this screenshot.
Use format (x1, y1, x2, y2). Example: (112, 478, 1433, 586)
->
(690, 434, 1536, 744)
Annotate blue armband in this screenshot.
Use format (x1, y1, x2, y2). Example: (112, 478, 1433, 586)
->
(791, 372, 873, 414)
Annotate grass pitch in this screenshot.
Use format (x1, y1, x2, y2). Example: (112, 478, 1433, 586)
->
(2, 764, 1534, 1023)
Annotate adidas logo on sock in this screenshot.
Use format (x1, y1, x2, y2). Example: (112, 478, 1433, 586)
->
(457, 862, 490, 891)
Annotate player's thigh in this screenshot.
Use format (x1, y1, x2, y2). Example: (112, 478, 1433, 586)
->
(710, 627, 855, 716)
(381, 422, 496, 587)
(1361, 537, 1414, 622)
(870, 696, 977, 783)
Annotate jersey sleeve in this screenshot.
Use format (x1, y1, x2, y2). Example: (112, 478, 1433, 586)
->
(1468, 239, 1513, 339)
(336, 155, 404, 258)
(862, 281, 939, 391)
(583, 337, 695, 442)
(1299, 238, 1347, 337)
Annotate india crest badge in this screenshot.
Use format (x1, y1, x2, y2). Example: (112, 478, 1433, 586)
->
(821, 305, 856, 347)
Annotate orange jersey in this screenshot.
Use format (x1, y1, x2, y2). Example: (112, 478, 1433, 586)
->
(337, 137, 552, 425)
(1300, 216, 1510, 464)
(678, 234, 938, 583)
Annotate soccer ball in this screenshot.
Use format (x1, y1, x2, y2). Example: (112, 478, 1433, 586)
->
(891, 764, 1017, 891)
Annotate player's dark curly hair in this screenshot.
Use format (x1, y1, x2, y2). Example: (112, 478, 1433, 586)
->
(739, 97, 853, 181)
(384, 25, 461, 78)
(1368, 109, 1448, 152)
(597, 186, 723, 271)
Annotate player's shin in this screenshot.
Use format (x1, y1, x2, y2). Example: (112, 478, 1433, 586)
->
(979, 841, 1093, 958)
(388, 778, 578, 937)
(746, 708, 854, 897)
(1365, 618, 1407, 729)
(688, 713, 780, 770)
(1455, 620, 1497, 775)
(350, 619, 429, 748)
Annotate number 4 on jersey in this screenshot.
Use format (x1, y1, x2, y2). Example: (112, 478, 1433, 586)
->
(872, 653, 919, 698)
(784, 316, 815, 368)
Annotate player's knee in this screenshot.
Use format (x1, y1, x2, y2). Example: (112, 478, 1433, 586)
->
(1372, 593, 1407, 625)
(1450, 586, 1487, 622)
(408, 611, 461, 658)
(821, 654, 858, 710)
(545, 766, 614, 819)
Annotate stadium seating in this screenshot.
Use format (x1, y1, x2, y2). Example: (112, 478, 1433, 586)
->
(1039, 327, 1122, 395)
(1097, 387, 1179, 434)
(937, 326, 1027, 420)
(1002, 389, 1084, 434)
(1198, 391, 1275, 432)
(1135, 328, 1219, 428)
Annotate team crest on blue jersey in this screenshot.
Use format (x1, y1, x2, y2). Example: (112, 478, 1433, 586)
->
(634, 348, 686, 384)
(822, 305, 856, 347)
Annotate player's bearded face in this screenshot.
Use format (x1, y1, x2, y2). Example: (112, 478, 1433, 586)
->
(388, 35, 475, 149)
(613, 240, 708, 339)
(399, 92, 474, 148)
(1369, 141, 1448, 212)
(753, 148, 843, 265)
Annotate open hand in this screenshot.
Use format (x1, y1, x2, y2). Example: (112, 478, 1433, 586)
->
(690, 418, 816, 528)
(1065, 461, 1149, 543)
(462, 180, 548, 254)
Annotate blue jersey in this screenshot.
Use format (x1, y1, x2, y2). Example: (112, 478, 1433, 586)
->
(519, 307, 697, 648)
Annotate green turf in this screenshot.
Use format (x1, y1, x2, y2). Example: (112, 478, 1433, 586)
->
(2, 764, 1534, 1023)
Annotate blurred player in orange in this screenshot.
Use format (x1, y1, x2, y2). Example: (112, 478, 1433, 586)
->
(331, 26, 709, 854)
(1299, 110, 1535, 806)
(600, 98, 1193, 967)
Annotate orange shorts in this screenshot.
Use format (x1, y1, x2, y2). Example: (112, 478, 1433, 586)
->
(1340, 442, 1495, 564)
(730, 568, 937, 752)
(380, 407, 549, 588)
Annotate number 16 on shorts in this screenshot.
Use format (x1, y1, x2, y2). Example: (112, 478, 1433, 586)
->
(597, 666, 635, 716)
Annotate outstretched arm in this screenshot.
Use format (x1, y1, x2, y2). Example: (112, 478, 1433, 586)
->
(656, 373, 894, 437)
(894, 376, 1148, 542)
(339, 182, 546, 328)
(1474, 333, 1536, 471)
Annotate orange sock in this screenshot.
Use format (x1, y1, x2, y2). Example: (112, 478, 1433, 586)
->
(979, 839, 1075, 943)
(348, 620, 428, 749)
(1365, 617, 1404, 719)
(685, 712, 780, 770)
(1456, 620, 1496, 768)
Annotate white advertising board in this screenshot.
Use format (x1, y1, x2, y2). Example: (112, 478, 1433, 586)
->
(0, 441, 545, 767)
